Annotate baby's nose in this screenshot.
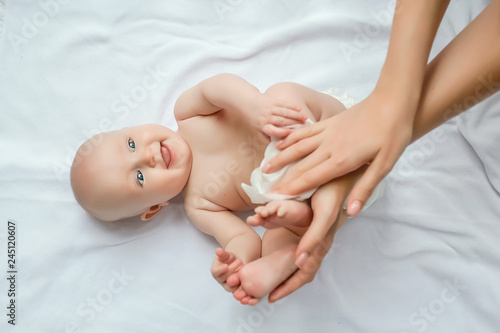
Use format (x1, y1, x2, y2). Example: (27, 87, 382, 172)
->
(141, 146, 156, 167)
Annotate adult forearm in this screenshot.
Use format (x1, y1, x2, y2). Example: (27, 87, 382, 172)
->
(377, 0, 450, 106)
(412, 0, 500, 142)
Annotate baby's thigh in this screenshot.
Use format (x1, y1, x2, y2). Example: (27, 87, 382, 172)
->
(264, 82, 315, 120)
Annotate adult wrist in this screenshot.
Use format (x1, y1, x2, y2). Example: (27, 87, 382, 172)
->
(370, 82, 419, 118)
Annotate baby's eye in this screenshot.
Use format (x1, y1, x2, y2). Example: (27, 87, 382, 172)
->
(128, 139, 135, 151)
(136, 170, 144, 186)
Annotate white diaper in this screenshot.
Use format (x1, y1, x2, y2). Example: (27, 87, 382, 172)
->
(241, 88, 385, 210)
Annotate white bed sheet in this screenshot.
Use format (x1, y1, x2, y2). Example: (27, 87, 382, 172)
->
(1, 1, 499, 332)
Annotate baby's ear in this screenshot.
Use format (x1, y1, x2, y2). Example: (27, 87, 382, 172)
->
(140, 202, 169, 221)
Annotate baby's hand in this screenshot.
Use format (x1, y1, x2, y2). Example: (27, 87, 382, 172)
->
(211, 248, 244, 293)
(254, 95, 306, 138)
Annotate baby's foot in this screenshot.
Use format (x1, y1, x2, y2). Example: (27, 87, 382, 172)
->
(233, 246, 297, 305)
(247, 200, 312, 229)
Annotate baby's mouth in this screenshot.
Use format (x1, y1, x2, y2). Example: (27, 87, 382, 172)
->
(160, 143, 172, 169)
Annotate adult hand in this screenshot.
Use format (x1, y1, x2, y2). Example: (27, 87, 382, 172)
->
(268, 169, 358, 303)
(263, 87, 415, 216)
(262, 0, 452, 216)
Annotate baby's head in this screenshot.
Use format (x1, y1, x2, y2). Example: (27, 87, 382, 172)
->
(71, 124, 192, 221)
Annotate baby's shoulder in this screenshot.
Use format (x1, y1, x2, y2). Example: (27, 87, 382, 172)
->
(184, 190, 225, 212)
(183, 192, 230, 228)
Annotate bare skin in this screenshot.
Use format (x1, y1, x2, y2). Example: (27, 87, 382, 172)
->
(268, 0, 500, 303)
(222, 200, 313, 305)
(71, 74, 346, 305)
(230, 245, 299, 305)
(177, 77, 346, 305)
(247, 200, 313, 229)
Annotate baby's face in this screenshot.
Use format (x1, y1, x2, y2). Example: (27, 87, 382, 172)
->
(72, 124, 192, 220)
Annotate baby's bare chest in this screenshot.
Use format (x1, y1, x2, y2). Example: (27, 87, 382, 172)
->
(179, 113, 268, 211)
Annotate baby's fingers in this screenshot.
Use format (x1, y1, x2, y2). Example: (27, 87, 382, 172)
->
(215, 248, 234, 263)
(262, 124, 292, 138)
(267, 104, 305, 124)
(275, 105, 305, 121)
(228, 258, 243, 274)
(275, 102, 301, 113)
(211, 262, 228, 279)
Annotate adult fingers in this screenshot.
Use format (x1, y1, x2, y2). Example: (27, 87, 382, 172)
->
(267, 262, 315, 303)
(263, 136, 319, 173)
(346, 152, 392, 216)
(268, 230, 334, 303)
(274, 139, 376, 195)
(273, 153, 353, 195)
(295, 197, 343, 268)
(274, 120, 324, 150)
(273, 158, 331, 195)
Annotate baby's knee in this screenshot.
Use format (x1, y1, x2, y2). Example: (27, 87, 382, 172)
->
(264, 82, 314, 119)
(264, 82, 302, 99)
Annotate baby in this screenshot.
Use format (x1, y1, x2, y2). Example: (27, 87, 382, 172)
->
(71, 74, 353, 305)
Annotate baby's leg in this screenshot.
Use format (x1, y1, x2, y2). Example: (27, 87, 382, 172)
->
(247, 199, 312, 229)
(232, 226, 305, 305)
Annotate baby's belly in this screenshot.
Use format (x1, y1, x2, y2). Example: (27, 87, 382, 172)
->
(181, 113, 269, 211)
(196, 156, 258, 211)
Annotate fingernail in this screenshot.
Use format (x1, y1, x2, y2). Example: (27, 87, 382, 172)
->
(275, 139, 283, 147)
(261, 163, 271, 173)
(347, 200, 362, 217)
(295, 252, 309, 269)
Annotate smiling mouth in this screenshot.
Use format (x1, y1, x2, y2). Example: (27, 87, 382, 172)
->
(160, 143, 173, 169)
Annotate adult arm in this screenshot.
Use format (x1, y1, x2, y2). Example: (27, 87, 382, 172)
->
(264, 0, 451, 216)
(412, 0, 500, 141)
(269, 0, 500, 302)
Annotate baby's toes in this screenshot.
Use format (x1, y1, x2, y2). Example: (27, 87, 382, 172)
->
(247, 297, 260, 306)
(265, 202, 281, 216)
(226, 273, 240, 288)
(246, 214, 261, 226)
(276, 206, 287, 218)
(241, 295, 259, 305)
(233, 287, 247, 301)
(258, 207, 270, 218)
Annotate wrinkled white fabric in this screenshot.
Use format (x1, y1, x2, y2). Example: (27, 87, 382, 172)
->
(2, 1, 498, 332)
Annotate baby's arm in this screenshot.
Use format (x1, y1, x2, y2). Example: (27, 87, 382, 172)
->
(174, 74, 306, 137)
(185, 204, 261, 292)
(264, 82, 347, 123)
